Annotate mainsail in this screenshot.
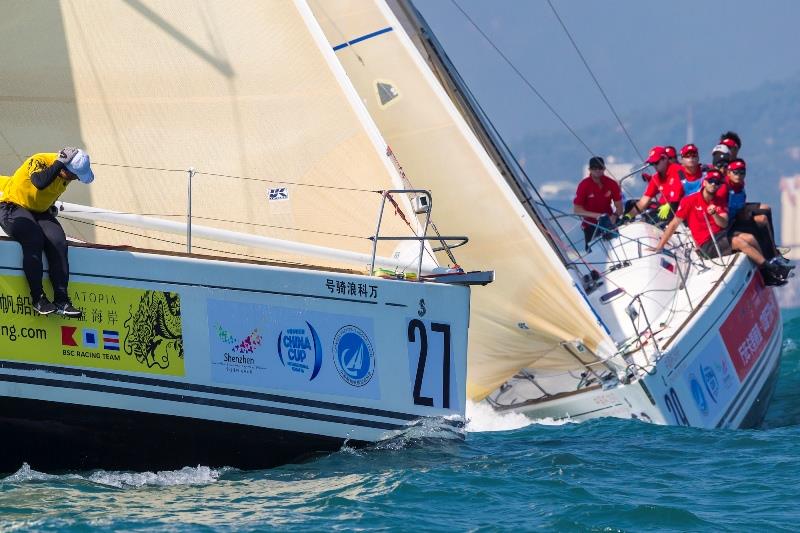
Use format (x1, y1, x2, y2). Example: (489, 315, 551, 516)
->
(0, 0, 422, 271)
(310, 0, 618, 399)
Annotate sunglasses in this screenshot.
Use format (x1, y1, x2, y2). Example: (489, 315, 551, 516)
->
(682, 153, 698, 158)
(730, 169, 746, 176)
(705, 179, 723, 185)
(589, 166, 605, 170)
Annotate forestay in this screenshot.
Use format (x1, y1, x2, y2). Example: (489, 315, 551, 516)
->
(310, 0, 617, 399)
(0, 0, 420, 270)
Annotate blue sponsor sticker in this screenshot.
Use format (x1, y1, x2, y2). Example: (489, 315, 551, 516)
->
(700, 364, 719, 403)
(690, 375, 708, 414)
(333, 325, 375, 387)
(277, 322, 322, 381)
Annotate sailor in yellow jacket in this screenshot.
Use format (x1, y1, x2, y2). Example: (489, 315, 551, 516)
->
(0, 148, 95, 316)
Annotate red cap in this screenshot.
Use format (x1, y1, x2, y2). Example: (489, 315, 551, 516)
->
(704, 169, 723, 182)
(721, 138, 738, 149)
(646, 146, 667, 164)
(665, 146, 677, 158)
(680, 143, 699, 156)
(728, 159, 746, 171)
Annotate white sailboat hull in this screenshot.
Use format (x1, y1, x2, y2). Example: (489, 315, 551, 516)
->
(487, 257, 783, 429)
(0, 239, 470, 471)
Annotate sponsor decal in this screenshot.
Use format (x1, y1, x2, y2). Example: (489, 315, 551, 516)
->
(689, 374, 708, 414)
(0, 275, 184, 376)
(208, 300, 380, 399)
(719, 275, 779, 380)
(333, 325, 375, 387)
(268, 187, 288, 201)
(83, 328, 99, 349)
(679, 335, 741, 422)
(700, 364, 719, 403)
(278, 322, 322, 381)
(103, 330, 120, 351)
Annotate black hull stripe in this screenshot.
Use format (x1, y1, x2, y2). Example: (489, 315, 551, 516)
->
(0, 373, 407, 431)
(0, 360, 427, 422)
(716, 327, 782, 428)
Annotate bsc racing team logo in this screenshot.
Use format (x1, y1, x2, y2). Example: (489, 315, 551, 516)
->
(332, 325, 375, 387)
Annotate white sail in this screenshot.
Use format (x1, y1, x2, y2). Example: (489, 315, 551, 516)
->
(0, 0, 424, 271)
(310, 0, 617, 399)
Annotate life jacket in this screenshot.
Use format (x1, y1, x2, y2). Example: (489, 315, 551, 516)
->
(679, 168, 703, 196)
(728, 188, 747, 221)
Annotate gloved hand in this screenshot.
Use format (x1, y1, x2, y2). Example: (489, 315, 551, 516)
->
(641, 172, 652, 183)
(622, 212, 634, 223)
(57, 147, 79, 165)
(657, 203, 671, 220)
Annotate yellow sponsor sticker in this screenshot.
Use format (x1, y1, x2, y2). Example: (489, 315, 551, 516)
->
(0, 274, 184, 376)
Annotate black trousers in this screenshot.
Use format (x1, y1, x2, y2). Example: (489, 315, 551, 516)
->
(0, 202, 69, 302)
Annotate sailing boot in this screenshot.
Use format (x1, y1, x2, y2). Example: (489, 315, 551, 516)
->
(55, 299, 82, 318)
(33, 295, 57, 316)
(761, 263, 789, 287)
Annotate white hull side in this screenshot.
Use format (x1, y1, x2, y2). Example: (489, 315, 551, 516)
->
(489, 259, 783, 429)
(0, 240, 471, 470)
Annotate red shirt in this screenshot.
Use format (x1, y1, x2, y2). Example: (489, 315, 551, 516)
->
(675, 191, 728, 246)
(681, 164, 703, 182)
(645, 162, 685, 204)
(573, 175, 621, 228)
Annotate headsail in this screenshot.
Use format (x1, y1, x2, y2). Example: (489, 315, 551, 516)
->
(310, 0, 617, 399)
(0, 0, 423, 271)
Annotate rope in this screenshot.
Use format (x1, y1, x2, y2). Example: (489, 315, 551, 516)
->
(545, 0, 645, 163)
(449, 0, 595, 156)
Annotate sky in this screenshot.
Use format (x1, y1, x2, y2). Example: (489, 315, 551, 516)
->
(415, 0, 800, 144)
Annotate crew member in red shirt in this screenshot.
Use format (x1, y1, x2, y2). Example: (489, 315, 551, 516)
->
(665, 145, 678, 164)
(573, 156, 623, 250)
(678, 143, 703, 195)
(627, 146, 684, 221)
(654, 171, 786, 285)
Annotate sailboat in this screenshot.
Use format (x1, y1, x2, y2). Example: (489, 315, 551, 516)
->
(311, 0, 783, 429)
(0, 0, 492, 473)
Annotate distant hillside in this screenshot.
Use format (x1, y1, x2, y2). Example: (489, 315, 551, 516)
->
(513, 74, 800, 237)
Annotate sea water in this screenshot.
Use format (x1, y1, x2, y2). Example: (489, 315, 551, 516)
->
(2, 310, 799, 531)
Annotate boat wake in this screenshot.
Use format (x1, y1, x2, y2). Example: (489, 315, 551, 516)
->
(2, 463, 226, 488)
(465, 400, 574, 432)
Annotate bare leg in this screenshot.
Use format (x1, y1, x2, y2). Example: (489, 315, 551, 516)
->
(731, 233, 765, 266)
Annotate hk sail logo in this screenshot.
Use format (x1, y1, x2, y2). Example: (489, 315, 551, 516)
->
(332, 325, 375, 387)
(689, 374, 708, 415)
(277, 322, 322, 380)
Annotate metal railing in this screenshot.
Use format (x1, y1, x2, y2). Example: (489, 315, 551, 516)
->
(369, 189, 468, 278)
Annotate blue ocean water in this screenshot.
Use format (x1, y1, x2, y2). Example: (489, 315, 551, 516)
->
(2, 310, 800, 532)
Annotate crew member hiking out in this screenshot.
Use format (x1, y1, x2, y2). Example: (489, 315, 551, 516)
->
(720, 158, 792, 272)
(573, 156, 623, 251)
(627, 146, 684, 222)
(0, 148, 95, 316)
(653, 170, 788, 286)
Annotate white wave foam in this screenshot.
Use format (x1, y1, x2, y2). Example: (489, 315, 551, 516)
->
(2, 463, 224, 488)
(783, 338, 797, 353)
(465, 400, 574, 432)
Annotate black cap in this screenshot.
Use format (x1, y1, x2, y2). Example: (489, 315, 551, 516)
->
(589, 156, 605, 170)
(713, 151, 731, 167)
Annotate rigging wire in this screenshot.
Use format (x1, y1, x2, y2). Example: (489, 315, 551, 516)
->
(62, 217, 319, 267)
(544, 0, 645, 163)
(61, 208, 367, 240)
(449, 0, 595, 156)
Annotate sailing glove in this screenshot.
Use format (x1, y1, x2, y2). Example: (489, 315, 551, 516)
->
(57, 147, 79, 165)
(657, 203, 671, 220)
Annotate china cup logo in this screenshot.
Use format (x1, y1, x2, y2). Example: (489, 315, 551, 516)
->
(332, 325, 375, 387)
(277, 322, 322, 380)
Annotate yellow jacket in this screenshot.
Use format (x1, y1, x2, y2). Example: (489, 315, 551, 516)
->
(1, 153, 70, 213)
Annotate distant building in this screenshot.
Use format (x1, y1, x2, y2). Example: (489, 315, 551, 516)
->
(781, 175, 800, 260)
(778, 175, 800, 308)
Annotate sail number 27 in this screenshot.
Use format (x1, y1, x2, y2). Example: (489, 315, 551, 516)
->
(407, 319, 453, 409)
